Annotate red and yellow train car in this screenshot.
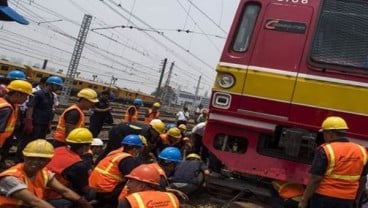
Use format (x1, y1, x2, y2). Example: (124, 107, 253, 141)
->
(205, 0, 368, 185)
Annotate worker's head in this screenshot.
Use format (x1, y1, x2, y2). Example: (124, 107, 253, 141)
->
(66, 128, 93, 154)
(167, 127, 182, 144)
(133, 98, 143, 107)
(121, 134, 143, 156)
(165, 123, 176, 132)
(149, 119, 165, 136)
(46, 76, 63, 92)
(178, 124, 187, 132)
(6, 80, 33, 103)
(91, 138, 104, 155)
(152, 102, 160, 111)
(125, 164, 161, 194)
(7, 70, 26, 80)
(186, 153, 201, 161)
(77, 88, 98, 110)
(22, 139, 54, 176)
(158, 147, 182, 175)
(0, 0, 29, 25)
(319, 116, 348, 141)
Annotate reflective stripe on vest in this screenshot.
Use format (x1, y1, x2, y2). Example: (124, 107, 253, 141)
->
(128, 191, 179, 208)
(54, 104, 85, 142)
(89, 152, 130, 192)
(94, 153, 128, 181)
(0, 98, 17, 147)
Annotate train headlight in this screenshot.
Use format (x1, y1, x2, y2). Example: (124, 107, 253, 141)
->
(217, 73, 235, 89)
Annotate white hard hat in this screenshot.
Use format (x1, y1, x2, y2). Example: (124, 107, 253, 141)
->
(91, 138, 104, 146)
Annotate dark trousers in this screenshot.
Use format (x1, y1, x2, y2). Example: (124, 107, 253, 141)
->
(192, 133, 209, 162)
(32, 123, 50, 139)
(89, 115, 105, 138)
(310, 193, 354, 208)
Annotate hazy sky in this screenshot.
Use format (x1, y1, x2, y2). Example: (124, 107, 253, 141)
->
(0, 0, 239, 96)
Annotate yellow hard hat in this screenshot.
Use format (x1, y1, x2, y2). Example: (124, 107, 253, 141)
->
(153, 102, 161, 108)
(167, 127, 181, 139)
(23, 139, 54, 158)
(7, 80, 33, 95)
(150, 119, 165, 134)
(66, 128, 93, 144)
(186, 153, 201, 160)
(320, 116, 349, 132)
(178, 124, 187, 131)
(77, 88, 99, 103)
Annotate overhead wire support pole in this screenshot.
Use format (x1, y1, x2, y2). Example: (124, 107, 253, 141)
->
(161, 62, 175, 105)
(60, 14, 92, 105)
(155, 58, 167, 100)
(193, 75, 201, 106)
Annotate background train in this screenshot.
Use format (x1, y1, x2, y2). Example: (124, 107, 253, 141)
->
(0, 59, 157, 105)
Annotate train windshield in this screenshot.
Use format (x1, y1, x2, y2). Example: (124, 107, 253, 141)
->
(232, 3, 260, 52)
(311, 0, 368, 70)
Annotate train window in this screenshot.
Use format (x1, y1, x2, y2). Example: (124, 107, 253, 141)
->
(88, 84, 92, 88)
(93, 85, 98, 89)
(73, 81, 77, 85)
(232, 3, 260, 52)
(79, 82, 82, 85)
(310, 0, 368, 70)
(36, 73, 43, 78)
(213, 133, 248, 154)
(1, 65, 9, 71)
(257, 126, 317, 164)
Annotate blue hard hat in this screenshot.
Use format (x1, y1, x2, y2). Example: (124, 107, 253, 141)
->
(7, 70, 26, 80)
(46, 76, 63, 86)
(0, 0, 29, 25)
(121, 134, 143, 147)
(158, 147, 182, 163)
(133, 98, 143, 106)
(165, 123, 176, 130)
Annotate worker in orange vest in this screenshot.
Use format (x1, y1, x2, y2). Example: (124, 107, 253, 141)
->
(0, 80, 32, 164)
(53, 88, 98, 147)
(144, 102, 160, 124)
(0, 139, 92, 208)
(299, 116, 368, 208)
(89, 134, 143, 207)
(46, 128, 95, 207)
(118, 164, 180, 208)
(124, 98, 142, 123)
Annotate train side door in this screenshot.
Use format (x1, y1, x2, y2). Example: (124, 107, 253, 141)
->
(242, 3, 313, 118)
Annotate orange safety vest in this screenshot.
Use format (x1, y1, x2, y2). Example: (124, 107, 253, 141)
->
(0, 163, 51, 207)
(124, 106, 138, 123)
(54, 104, 85, 143)
(126, 191, 179, 208)
(316, 142, 368, 200)
(271, 180, 304, 201)
(0, 98, 17, 147)
(144, 109, 160, 124)
(45, 146, 82, 199)
(118, 162, 168, 201)
(89, 151, 131, 193)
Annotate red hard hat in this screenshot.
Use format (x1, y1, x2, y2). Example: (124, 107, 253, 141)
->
(125, 164, 160, 186)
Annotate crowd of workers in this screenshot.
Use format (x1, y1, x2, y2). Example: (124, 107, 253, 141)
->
(1, 3, 368, 208)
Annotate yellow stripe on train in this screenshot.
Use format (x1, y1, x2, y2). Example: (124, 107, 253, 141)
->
(214, 64, 368, 114)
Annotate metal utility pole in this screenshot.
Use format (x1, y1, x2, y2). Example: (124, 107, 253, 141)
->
(60, 14, 92, 104)
(193, 75, 202, 107)
(161, 62, 175, 105)
(155, 58, 167, 100)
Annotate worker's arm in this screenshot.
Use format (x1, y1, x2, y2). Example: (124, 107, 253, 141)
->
(48, 177, 92, 208)
(12, 189, 54, 208)
(298, 174, 323, 208)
